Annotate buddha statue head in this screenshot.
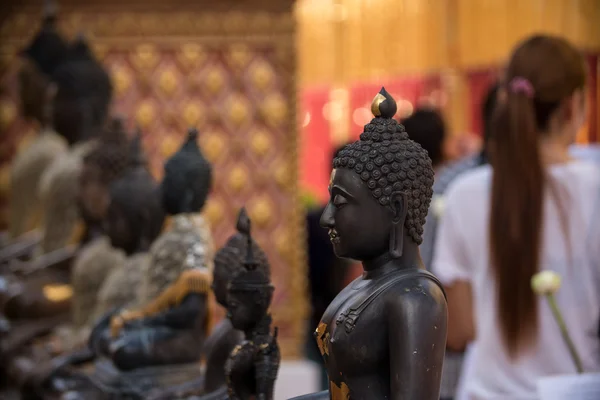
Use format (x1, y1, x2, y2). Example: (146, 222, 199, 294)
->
(320, 88, 434, 261)
(226, 214, 274, 332)
(213, 208, 270, 308)
(161, 128, 213, 216)
(79, 116, 131, 225)
(51, 33, 113, 145)
(18, 0, 68, 123)
(104, 132, 165, 254)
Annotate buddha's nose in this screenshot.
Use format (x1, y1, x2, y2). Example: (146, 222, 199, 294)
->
(319, 203, 335, 229)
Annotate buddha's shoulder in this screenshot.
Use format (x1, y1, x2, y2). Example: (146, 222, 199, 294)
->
(381, 272, 446, 309)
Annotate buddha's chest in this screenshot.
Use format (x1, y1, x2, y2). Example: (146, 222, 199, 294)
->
(315, 280, 389, 376)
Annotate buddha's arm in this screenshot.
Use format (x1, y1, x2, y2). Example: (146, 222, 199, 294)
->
(18, 245, 77, 275)
(387, 279, 447, 400)
(141, 293, 206, 329)
(111, 269, 211, 336)
(0, 233, 41, 266)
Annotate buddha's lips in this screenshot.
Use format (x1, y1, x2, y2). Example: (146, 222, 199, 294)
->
(328, 229, 340, 244)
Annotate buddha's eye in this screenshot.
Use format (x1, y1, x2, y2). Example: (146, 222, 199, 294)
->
(333, 194, 347, 208)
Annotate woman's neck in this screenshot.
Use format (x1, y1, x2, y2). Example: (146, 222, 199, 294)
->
(361, 242, 423, 279)
(539, 134, 573, 166)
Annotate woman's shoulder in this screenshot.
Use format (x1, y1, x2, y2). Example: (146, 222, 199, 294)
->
(551, 160, 600, 194)
(441, 165, 492, 211)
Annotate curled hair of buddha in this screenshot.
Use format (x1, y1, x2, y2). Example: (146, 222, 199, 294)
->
(162, 128, 213, 215)
(489, 35, 585, 358)
(214, 208, 270, 282)
(19, 0, 68, 77)
(83, 116, 131, 184)
(333, 87, 434, 244)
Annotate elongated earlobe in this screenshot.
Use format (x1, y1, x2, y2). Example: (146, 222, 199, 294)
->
(389, 224, 403, 258)
(389, 192, 407, 258)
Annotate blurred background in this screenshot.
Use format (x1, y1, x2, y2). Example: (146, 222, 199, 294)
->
(0, 0, 599, 367)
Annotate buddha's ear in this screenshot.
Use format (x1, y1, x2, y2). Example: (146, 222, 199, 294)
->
(389, 191, 407, 258)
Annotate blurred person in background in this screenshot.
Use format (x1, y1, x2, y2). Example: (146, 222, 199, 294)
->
(416, 83, 500, 400)
(304, 143, 353, 391)
(434, 34, 600, 400)
(402, 107, 448, 173)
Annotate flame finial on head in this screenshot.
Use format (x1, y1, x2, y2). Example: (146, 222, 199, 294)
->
(128, 129, 145, 167)
(236, 208, 258, 271)
(371, 87, 397, 119)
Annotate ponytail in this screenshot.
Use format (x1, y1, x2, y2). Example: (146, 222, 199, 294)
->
(488, 34, 587, 359)
(489, 88, 544, 357)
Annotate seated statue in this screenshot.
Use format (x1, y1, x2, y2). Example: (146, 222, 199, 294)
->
(90, 132, 165, 321)
(88, 128, 213, 370)
(7, 0, 69, 244)
(289, 88, 448, 400)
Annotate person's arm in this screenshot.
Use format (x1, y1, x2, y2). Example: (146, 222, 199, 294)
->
(388, 278, 447, 400)
(432, 181, 475, 351)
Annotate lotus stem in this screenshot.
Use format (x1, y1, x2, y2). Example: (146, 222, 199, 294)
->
(546, 294, 583, 374)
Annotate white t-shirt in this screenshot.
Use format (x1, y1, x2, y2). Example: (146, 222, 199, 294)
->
(433, 160, 600, 400)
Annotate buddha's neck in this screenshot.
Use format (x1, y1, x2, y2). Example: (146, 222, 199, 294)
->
(362, 243, 422, 279)
(248, 314, 272, 341)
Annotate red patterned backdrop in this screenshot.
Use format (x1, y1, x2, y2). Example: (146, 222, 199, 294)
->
(0, 1, 307, 358)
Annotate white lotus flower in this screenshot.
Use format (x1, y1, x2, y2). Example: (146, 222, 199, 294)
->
(431, 194, 446, 218)
(531, 270, 561, 295)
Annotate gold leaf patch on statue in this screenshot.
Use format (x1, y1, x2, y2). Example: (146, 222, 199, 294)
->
(330, 381, 350, 400)
(43, 284, 73, 302)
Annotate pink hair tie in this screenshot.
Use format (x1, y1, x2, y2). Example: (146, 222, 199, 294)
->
(509, 77, 535, 98)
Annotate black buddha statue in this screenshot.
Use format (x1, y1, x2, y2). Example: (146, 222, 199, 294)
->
(223, 211, 279, 400)
(3, 0, 68, 264)
(89, 128, 214, 371)
(89, 131, 164, 326)
(292, 88, 448, 400)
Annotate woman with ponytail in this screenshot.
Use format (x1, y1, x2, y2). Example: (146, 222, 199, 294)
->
(433, 35, 600, 399)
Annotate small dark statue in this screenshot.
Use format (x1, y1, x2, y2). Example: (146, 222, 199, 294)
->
(222, 209, 279, 400)
(293, 88, 448, 400)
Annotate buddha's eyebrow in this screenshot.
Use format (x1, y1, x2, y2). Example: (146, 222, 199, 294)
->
(331, 185, 354, 199)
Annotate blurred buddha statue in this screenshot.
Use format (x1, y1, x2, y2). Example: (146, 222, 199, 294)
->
(89, 128, 214, 370)
(290, 88, 448, 400)
(90, 132, 165, 321)
(4, 0, 69, 260)
(37, 32, 113, 255)
(2, 23, 113, 269)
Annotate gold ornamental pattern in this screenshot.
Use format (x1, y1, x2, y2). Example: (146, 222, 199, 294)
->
(0, 4, 305, 358)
